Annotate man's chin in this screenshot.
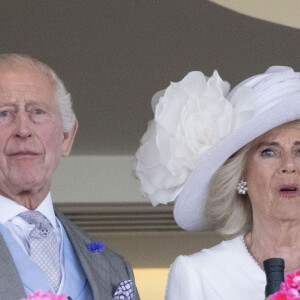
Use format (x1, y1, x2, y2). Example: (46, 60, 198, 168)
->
(5, 176, 48, 195)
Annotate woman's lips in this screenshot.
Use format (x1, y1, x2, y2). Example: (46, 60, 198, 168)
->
(279, 184, 300, 198)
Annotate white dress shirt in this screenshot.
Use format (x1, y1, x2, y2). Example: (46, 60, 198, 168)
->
(0, 192, 66, 292)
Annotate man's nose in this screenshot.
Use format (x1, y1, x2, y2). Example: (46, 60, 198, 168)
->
(280, 154, 296, 174)
(14, 112, 32, 139)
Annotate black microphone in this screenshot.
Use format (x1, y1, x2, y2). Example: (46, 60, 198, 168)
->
(263, 258, 285, 297)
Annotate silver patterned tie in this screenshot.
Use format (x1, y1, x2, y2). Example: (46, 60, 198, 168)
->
(19, 210, 61, 292)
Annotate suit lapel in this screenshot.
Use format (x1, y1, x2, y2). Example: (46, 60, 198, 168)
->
(56, 209, 113, 300)
(0, 227, 26, 300)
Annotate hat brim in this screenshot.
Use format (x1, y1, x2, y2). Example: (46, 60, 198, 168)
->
(174, 94, 300, 231)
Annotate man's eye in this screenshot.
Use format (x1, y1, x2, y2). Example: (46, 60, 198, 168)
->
(34, 109, 44, 115)
(29, 108, 48, 123)
(0, 111, 9, 117)
(0, 110, 14, 125)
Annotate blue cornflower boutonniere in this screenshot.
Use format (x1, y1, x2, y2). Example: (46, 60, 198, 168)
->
(87, 242, 105, 253)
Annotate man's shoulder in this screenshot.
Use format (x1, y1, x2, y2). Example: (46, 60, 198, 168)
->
(54, 207, 128, 265)
(55, 208, 136, 294)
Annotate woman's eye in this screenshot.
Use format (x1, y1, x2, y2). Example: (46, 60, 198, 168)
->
(261, 149, 275, 157)
(296, 149, 300, 156)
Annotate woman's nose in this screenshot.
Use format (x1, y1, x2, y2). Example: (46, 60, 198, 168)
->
(280, 155, 296, 174)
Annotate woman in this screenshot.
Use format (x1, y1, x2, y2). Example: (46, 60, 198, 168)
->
(134, 66, 300, 299)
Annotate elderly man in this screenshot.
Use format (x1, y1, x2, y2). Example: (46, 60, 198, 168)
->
(0, 54, 139, 300)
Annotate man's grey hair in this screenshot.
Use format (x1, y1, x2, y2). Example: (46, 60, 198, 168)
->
(0, 54, 76, 132)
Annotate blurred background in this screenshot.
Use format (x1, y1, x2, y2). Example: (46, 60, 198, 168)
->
(1, 1, 300, 298)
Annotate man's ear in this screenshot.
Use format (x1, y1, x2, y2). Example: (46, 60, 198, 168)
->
(61, 118, 78, 157)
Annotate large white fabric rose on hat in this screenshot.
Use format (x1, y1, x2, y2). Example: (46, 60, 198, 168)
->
(134, 71, 255, 206)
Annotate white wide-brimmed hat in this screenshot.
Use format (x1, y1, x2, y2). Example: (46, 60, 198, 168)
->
(134, 66, 300, 231)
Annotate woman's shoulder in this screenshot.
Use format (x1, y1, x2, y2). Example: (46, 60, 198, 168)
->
(168, 234, 253, 279)
(166, 235, 265, 300)
(165, 235, 253, 299)
(180, 235, 245, 265)
(168, 234, 258, 287)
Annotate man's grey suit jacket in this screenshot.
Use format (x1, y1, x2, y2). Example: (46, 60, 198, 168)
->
(0, 209, 140, 300)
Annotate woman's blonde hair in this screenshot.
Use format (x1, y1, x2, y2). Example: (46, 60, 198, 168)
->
(205, 142, 253, 236)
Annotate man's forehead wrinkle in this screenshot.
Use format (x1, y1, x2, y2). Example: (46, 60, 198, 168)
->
(0, 94, 57, 117)
(0, 75, 53, 95)
(0, 92, 37, 103)
(0, 93, 22, 105)
(0, 85, 48, 94)
(0, 99, 54, 110)
(0, 85, 50, 97)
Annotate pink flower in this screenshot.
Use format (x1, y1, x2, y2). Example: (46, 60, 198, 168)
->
(269, 291, 289, 300)
(269, 271, 300, 300)
(280, 282, 289, 291)
(286, 271, 300, 290)
(269, 289, 300, 300)
(19, 290, 69, 300)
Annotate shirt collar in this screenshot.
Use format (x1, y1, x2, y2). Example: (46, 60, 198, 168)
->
(0, 192, 57, 229)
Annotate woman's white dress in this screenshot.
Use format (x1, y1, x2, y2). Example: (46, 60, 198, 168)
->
(165, 235, 266, 300)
